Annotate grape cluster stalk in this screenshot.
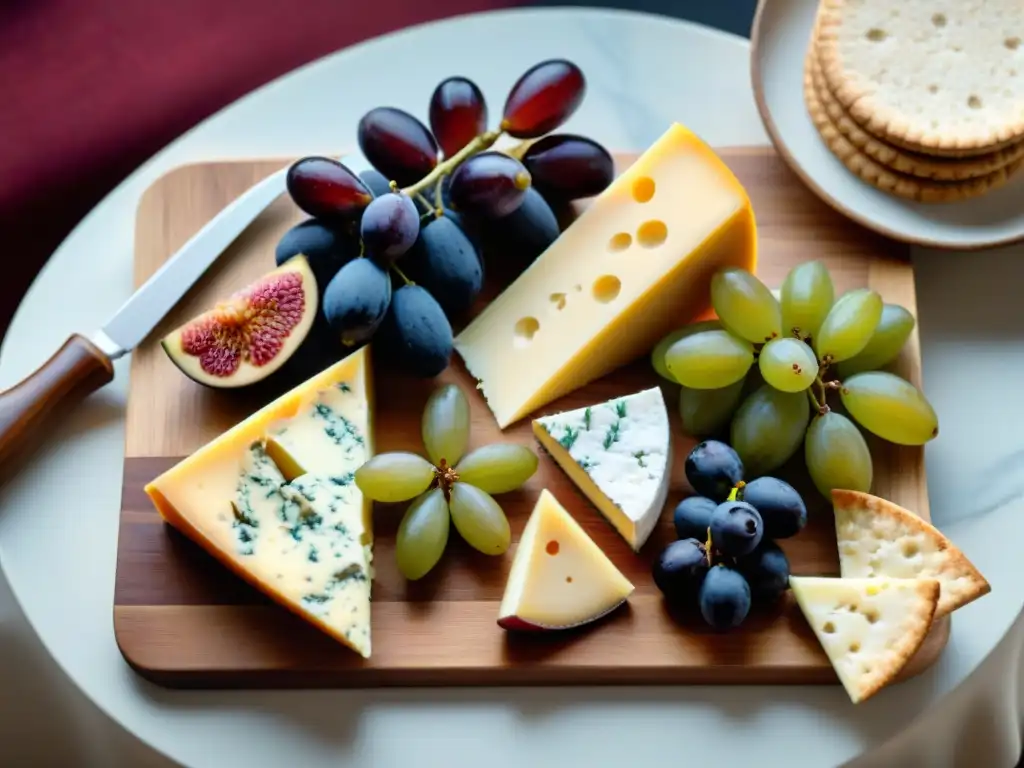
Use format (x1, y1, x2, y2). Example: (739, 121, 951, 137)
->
(353, 384, 538, 580)
(655, 261, 938, 498)
(279, 58, 615, 378)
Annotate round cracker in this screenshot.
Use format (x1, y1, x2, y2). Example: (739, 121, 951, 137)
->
(815, 0, 1024, 156)
(809, 55, 1024, 180)
(804, 54, 1023, 203)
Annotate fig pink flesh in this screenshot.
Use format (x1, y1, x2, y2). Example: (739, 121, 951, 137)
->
(180, 271, 306, 377)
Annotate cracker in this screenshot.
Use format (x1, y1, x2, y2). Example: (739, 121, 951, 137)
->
(831, 490, 991, 620)
(790, 576, 940, 704)
(804, 53, 1023, 202)
(810, 54, 1024, 180)
(815, 0, 1024, 155)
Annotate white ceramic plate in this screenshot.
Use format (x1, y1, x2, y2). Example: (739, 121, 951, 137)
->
(750, 0, 1024, 250)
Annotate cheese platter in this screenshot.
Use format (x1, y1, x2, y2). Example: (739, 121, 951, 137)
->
(115, 60, 989, 699)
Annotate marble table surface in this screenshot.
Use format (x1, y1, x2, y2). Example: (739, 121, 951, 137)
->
(1, 8, 1022, 767)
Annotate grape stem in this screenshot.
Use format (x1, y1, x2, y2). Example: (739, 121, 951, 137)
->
(402, 129, 503, 198)
(413, 192, 433, 211)
(390, 263, 414, 287)
(433, 175, 445, 216)
(504, 139, 535, 161)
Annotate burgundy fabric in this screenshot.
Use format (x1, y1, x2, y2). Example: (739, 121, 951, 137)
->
(0, 0, 520, 338)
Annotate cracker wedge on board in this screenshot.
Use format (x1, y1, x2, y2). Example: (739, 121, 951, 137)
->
(832, 489, 991, 619)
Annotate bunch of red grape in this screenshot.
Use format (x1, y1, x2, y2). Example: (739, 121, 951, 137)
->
(276, 59, 616, 377)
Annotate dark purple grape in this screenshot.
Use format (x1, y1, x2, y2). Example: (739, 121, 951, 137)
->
(672, 496, 717, 541)
(360, 192, 420, 264)
(709, 501, 763, 557)
(275, 219, 358, 293)
(652, 538, 709, 603)
(699, 565, 751, 630)
(359, 168, 393, 198)
(357, 107, 439, 187)
(429, 77, 488, 157)
(478, 186, 559, 267)
(377, 284, 453, 378)
(685, 440, 744, 501)
(449, 152, 531, 218)
(502, 59, 586, 139)
(737, 541, 790, 605)
(739, 476, 807, 540)
(322, 258, 392, 347)
(286, 157, 373, 222)
(403, 216, 482, 318)
(522, 134, 614, 202)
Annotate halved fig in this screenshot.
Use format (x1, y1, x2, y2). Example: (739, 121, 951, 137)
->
(161, 255, 318, 388)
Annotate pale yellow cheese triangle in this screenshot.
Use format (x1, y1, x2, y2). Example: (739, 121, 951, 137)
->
(832, 489, 990, 620)
(790, 576, 939, 704)
(498, 489, 634, 630)
(145, 346, 374, 657)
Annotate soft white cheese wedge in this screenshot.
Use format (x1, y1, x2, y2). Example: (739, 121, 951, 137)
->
(532, 387, 671, 551)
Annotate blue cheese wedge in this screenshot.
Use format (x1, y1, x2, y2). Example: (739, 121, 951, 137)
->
(146, 348, 374, 657)
(532, 387, 671, 551)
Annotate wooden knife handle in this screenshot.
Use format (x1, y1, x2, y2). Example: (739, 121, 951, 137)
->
(0, 334, 114, 468)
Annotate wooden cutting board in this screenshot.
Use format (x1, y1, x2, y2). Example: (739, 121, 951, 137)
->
(114, 148, 948, 688)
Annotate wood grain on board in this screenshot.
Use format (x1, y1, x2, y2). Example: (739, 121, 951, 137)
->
(115, 149, 947, 688)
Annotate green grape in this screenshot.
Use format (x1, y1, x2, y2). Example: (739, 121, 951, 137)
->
(395, 488, 450, 580)
(837, 304, 916, 377)
(448, 482, 511, 555)
(814, 288, 882, 363)
(781, 260, 834, 341)
(665, 329, 754, 389)
(678, 378, 745, 437)
(730, 384, 810, 477)
(758, 337, 819, 393)
(650, 320, 721, 381)
(455, 443, 538, 494)
(710, 268, 782, 343)
(354, 452, 435, 502)
(422, 383, 470, 466)
(840, 371, 938, 445)
(805, 411, 873, 497)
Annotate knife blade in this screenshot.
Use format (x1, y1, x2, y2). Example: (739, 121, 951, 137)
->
(93, 165, 290, 359)
(0, 163, 291, 473)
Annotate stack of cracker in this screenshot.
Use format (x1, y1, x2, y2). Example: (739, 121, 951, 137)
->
(804, 0, 1024, 203)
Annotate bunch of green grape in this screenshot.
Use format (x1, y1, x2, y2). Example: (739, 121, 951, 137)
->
(354, 383, 538, 579)
(651, 262, 938, 498)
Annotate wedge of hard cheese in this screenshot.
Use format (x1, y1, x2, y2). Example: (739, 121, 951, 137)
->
(145, 347, 374, 657)
(832, 489, 990, 620)
(790, 576, 940, 704)
(533, 387, 671, 551)
(498, 489, 634, 631)
(454, 122, 757, 428)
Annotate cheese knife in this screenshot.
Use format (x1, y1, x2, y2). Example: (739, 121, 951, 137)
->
(0, 165, 291, 469)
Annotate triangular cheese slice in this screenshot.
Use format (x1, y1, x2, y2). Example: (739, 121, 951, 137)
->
(145, 347, 374, 657)
(498, 489, 634, 631)
(532, 387, 671, 551)
(790, 576, 940, 704)
(832, 489, 990, 620)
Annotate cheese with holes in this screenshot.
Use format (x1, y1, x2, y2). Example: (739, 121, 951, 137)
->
(533, 387, 670, 551)
(454, 122, 757, 428)
(145, 347, 375, 657)
(498, 488, 634, 631)
(789, 576, 940, 704)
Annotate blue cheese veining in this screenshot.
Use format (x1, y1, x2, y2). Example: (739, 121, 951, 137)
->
(531, 387, 672, 551)
(144, 348, 374, 658)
